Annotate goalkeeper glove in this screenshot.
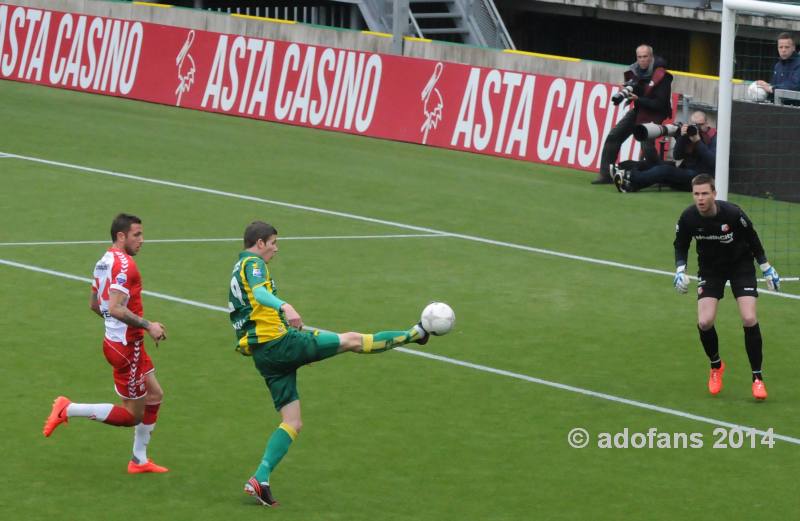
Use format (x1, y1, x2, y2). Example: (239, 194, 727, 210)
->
(760, 263, 780, 291)
(673, 265, 689, 294)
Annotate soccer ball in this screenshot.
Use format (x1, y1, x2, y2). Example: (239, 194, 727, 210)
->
(747, 82, 768, 102)
(420, 302, 455, 336)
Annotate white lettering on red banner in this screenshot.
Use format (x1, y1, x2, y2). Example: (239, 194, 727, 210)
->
(0, 3, 677, 172)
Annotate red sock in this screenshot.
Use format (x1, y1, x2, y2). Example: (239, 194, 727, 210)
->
(142, 403, 160, 425)
(103, 406, 137, 426)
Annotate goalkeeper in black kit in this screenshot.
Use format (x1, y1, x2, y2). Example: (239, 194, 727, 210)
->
(672, 174, 780, 401)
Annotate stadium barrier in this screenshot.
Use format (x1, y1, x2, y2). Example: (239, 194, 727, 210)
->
(1, 1, 696, 172)
(730, 100, 800, 203)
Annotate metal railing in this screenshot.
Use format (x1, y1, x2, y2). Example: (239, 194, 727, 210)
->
(205, 1, 512, 49)
(469, 0, 514, 49)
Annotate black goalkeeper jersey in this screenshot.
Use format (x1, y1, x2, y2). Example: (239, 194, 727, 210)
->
(674, 200, 767, 274)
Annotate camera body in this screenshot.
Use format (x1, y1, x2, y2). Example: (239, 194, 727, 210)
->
(611, 80, 637, 106)
(685, 124, 699, 137)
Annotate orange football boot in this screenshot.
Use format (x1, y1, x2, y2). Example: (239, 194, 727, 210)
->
(708, 361, 725, 395)
(128, 459, 169, 474)
(752, 379, 768, 401)
(43, 396, 71, 437)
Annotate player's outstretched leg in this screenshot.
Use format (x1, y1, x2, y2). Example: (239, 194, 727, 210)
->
(44, 397, 142, 436)
(359, 324, 429, 353)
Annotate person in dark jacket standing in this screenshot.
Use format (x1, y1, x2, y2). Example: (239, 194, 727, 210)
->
(755, 32, 800, 101)
(594, 44, 673, 184)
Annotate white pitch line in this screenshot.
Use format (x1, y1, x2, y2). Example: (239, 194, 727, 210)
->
(5, 151, 800, 301)
(0, 233, 447, 247)
(1, 256, 797, 446)
(395, 348, 800, 445)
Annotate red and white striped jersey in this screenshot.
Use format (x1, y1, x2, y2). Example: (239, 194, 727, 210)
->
(92, 247, 144, 344)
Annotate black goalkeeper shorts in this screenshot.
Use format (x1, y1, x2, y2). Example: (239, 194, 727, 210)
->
(697, 268, 758, 300)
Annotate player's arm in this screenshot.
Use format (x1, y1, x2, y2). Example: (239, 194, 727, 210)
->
(672, 215, 692, 294)
(108, 289, 167, 342)
(244, 258, 303, 329)
(737, 210, 780, 291)
(737, 210, 767, 264)
(251, 285, 303, 329)
(89, 291, 103, 317)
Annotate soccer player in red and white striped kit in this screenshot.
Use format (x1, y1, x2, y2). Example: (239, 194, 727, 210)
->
(43, 213, 169, 473)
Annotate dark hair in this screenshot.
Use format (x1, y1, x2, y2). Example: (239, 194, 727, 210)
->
(777, 32, 795, 44)
(110, 213, 142, 242)
(244, 221, 278, 248)
(691, 174, 715, 190)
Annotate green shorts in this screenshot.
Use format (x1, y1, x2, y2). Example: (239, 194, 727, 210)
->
(251, 329, 340, 411)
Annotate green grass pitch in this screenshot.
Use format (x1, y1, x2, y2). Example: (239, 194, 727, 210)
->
(1, 79, 798, 521)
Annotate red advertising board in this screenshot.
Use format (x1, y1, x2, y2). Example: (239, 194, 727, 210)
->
(0, 4, 675, 171)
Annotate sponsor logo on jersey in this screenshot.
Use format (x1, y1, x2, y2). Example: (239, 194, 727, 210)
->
(116, 272, 128, 285)
(252, 266, 263, 278)
(695, 232, 734, 244)
(96, 262, 109, 271)
(740, 216, 748, 228)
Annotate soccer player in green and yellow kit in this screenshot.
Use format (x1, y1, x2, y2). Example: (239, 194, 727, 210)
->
(229, 221, 431, 507)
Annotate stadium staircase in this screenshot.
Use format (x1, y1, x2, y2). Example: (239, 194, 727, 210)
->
(207, 1, 513, 49)
(357, 0, 514, 48)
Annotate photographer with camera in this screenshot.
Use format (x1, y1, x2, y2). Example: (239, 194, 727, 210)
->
(613, 111, 716, 193)
(593, 44, 673, 184)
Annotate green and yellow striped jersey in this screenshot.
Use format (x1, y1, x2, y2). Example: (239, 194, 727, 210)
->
(228, 252, 287, 355)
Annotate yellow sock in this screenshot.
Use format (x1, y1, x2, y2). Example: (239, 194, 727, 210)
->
(361, 334, 375, 353)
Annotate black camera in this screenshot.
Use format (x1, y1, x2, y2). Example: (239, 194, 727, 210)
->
(633, 122, 681, 141)
(685, 124, 699, 137)
(611, 80, 637, 106)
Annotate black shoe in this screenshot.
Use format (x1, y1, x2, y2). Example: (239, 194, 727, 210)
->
(413, 322, 430, 345)
(245, 478, 279, 507)
(610, 164, 636, 193)
(611, 169, 627, 192)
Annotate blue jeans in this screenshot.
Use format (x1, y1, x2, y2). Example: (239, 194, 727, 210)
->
(631, 164, 697, 191)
